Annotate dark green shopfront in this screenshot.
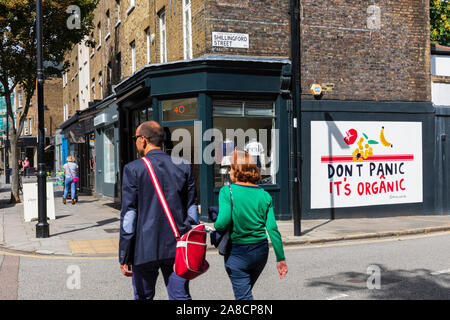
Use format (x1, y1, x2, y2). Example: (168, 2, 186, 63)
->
(96, 55, 445, 221)
(114, 56, 293, 220)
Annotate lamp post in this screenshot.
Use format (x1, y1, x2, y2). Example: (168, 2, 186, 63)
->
(35, 0, 49, 238)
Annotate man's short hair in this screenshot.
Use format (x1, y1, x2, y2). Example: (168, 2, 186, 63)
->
(139, 121, 164, 147)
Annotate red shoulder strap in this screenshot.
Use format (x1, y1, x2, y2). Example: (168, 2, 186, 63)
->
(141, 157, 180, 239)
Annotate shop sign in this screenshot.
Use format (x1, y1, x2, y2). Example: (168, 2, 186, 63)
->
(310, 121, 423, 209)
(94, 113, 108, 127)
(212, 32, 249, 48)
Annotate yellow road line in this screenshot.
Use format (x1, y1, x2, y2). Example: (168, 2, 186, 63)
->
(0, 250, 116, 260)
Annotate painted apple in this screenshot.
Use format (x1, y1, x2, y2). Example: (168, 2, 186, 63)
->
(344, 129, 358, 145)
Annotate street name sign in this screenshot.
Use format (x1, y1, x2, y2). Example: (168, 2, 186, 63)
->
(212, 32, 249, 48)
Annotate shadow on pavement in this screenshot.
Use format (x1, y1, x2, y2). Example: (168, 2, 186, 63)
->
(301, 219, 333, 236)
(306, 264, 450, 299)
(0, 199, 17, 209)
(49, 217, 120, 237)
(55, 215, 71, 220)
(103, 202, 121, 211)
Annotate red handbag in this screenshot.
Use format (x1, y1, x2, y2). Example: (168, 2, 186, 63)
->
(141, 156, 209, 280)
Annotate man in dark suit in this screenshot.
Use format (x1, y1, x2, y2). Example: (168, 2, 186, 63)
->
(119, 121, 198, 300)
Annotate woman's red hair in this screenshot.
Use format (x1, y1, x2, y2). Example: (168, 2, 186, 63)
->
(230, 150, 261, 184)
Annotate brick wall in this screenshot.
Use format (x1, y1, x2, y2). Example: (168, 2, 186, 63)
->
(62, 44, 80, 120)
(17, 77, 63, 137)
(62, 0, 431, 111)
(205, 0, 290, 58)
(300, 0, 431, 102)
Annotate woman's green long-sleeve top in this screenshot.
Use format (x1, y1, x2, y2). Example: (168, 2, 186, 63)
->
(214, 184, 286, 262)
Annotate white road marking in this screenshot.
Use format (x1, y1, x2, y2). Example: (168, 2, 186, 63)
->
(326, 293, 349, 300)
(430, 268, 450, 276)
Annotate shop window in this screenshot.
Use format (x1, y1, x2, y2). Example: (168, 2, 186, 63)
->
(130, 106, 154, 159)
(104, 127, 116, 184)
(212, 99, 277, 187)
(161, 97, 197, 122)
(165, 125, 201, 201)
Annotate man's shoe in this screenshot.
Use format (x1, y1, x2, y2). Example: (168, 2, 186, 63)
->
(72, 199, 75, 205)
(63, 198, 66, 204)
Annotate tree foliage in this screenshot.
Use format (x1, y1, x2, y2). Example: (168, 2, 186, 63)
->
(0, 0, 98, 202)
(431, 0, 450, 46)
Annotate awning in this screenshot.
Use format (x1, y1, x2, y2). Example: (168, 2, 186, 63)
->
(62, 118, 94, 144)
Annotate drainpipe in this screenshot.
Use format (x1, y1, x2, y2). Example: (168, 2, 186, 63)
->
(290, 0, 302, 236)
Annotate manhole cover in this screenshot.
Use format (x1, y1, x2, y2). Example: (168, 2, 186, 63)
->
(104, 228, 120, 233)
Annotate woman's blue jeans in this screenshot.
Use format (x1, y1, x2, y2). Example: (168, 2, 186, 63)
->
(64, 177, 76, 200)
(224, 240, 269, 300)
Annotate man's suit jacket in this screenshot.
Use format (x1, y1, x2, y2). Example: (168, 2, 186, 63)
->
(119, 149, 198, 266)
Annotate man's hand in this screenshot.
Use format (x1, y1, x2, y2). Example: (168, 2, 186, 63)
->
(277, 260, 288, 279)
(120, 264, 133, 277)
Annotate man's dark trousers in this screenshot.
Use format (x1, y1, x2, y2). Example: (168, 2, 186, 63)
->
(132, 259, 191, 300)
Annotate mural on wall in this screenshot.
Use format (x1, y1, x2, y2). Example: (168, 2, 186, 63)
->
(310, 121, 423, 209)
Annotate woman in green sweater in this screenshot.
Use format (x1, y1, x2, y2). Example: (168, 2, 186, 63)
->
(214, 150, 288, 300)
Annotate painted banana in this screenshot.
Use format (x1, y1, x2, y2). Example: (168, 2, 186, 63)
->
(380, 126, 393, 148)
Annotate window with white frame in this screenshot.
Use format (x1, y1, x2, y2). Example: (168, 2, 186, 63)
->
(97, 22, 102, 49)
(98, 72, 103, 99)
(90, 32, 95, 57)
(115, 0, 121, 27)
(146, 28, 151, 64)
(18, 90, 23, 108)
(183, 0, 192, 60)
(159, 11, 167, 63)
(92, 78, 96, 99)
(24, 118, 28, 135)
(108, 61, 113, 89)
(130, 40, 136, 73)
(28, 118, 32, 135)
(64, 104, 69, 121)
(127, 0, 135, 15)
(106, 10, 111, 40)
(63, 72, 68, 87)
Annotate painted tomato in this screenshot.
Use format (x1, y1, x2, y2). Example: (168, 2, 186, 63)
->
(344, 129, 358, 145)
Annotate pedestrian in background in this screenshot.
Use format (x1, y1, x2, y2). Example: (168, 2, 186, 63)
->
(63, 155, 79, 205)
(18, 159, 23, 175)
(23, 157, 30, 169)
(119, 121, 198, 300)
(23, 157, 30, 176)
(214, 150, 288, 300)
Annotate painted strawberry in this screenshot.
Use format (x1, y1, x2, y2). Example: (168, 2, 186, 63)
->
(344, 129, 358, 145)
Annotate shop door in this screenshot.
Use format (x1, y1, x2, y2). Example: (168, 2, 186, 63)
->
(101, 126, 117, 197)
(79, 136, 94, 194)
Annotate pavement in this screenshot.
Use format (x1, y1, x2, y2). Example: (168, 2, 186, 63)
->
(1, 176, 450, 257)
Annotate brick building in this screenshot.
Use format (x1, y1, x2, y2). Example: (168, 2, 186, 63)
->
(14, 77, 63, 171)
(61, 0, 437, 219)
